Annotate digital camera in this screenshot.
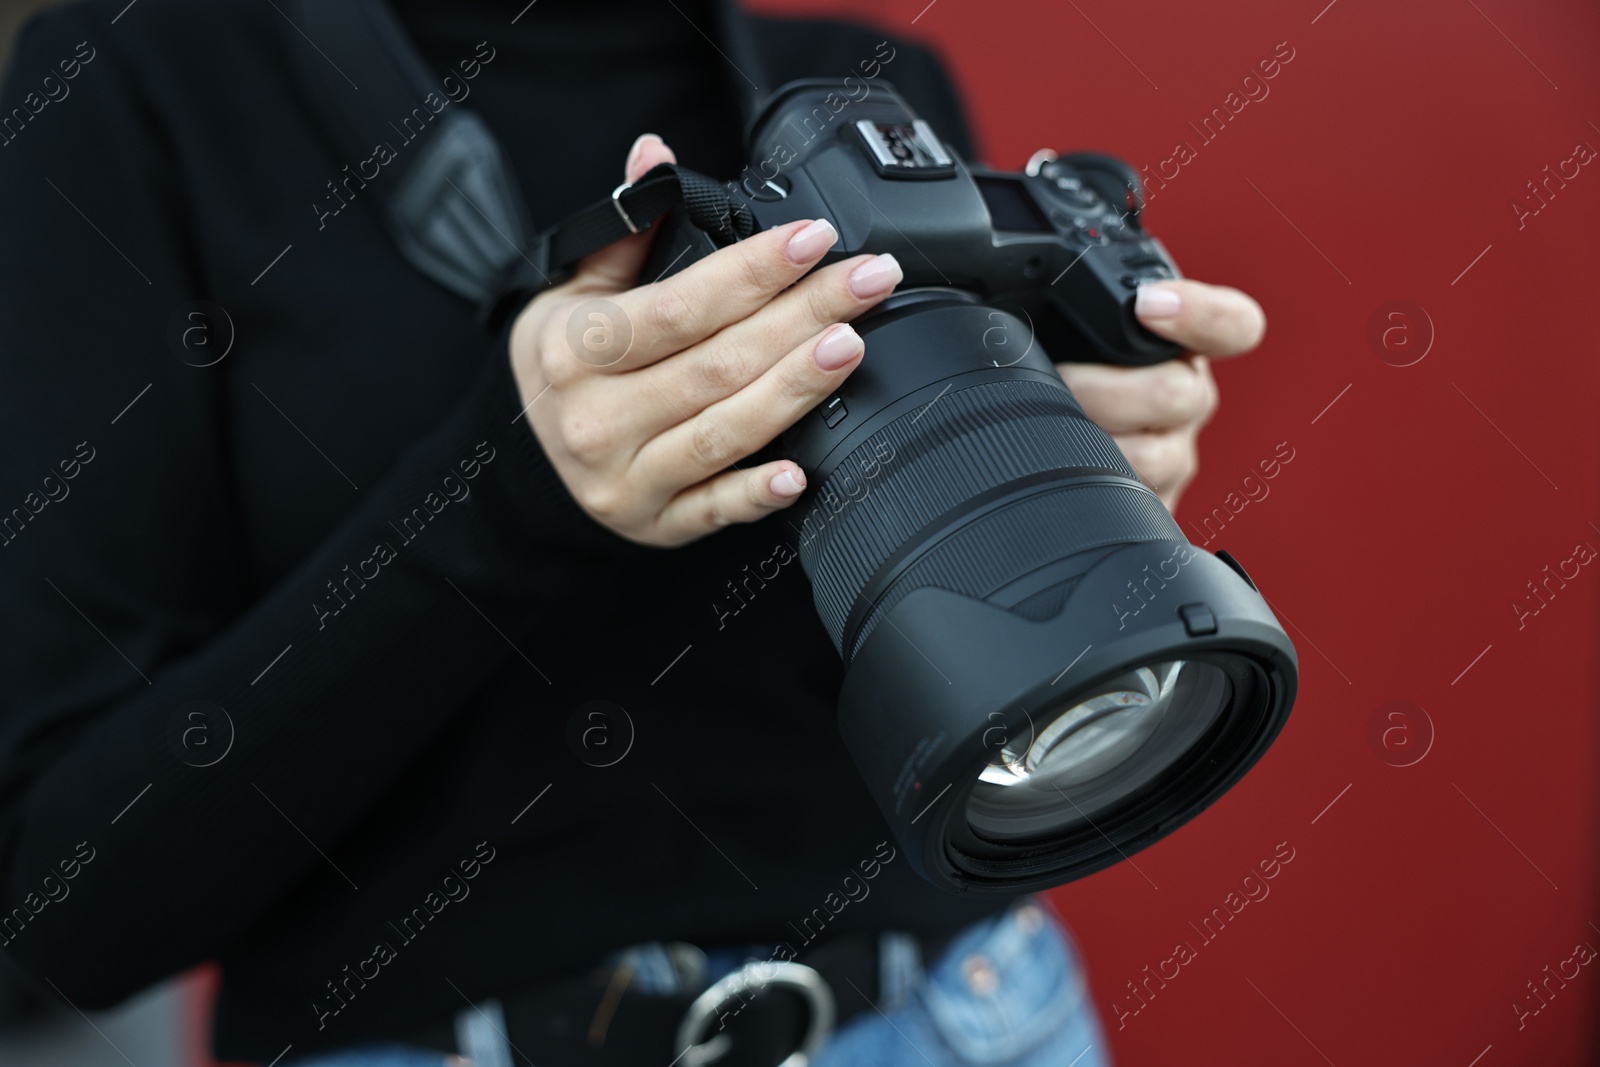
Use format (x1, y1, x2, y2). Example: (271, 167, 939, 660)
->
(643, 81, 1299, 895)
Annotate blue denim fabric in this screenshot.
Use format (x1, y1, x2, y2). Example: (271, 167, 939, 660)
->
(810, 901, 1108, 1067)
(286, 901, 1108, 1067)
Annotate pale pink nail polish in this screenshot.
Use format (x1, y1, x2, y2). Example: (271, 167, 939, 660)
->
(771, 468, 806, 497)
(625, 133, 660, 176)
(848, 254, 902, 299)
(786, 219, 838, 264)
(1135, 285, 1181, 319)
(814, 324, 864, 371)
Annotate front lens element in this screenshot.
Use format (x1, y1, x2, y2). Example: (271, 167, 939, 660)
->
(966, 660, 1232, 841)
(981, 663, 1184, 790)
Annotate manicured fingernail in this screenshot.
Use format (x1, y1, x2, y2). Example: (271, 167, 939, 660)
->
(1135, 285, 1181, 320)
(771, 468, 806, 497)
(814, 324, 864, 371)
(626, 133, 662, 175)
(786, 219, 838, 264)
(848, 253, 902, 299)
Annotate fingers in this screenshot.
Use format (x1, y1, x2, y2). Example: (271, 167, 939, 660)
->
(1113, 426, 1199, 509)
(1061, 349, 1219, 512)
(595, 217, 842, 371)
(624, 132, 674, 184)
(1133, 279, 1266, 358)
(653, 460, 809, 546)
(628, 252, 901, 430)
(1057, 355, 1217, 434)
(635, 323, 866, 487)
(563, 134, 679, 296)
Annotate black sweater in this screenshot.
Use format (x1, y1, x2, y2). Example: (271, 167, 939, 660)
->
(0, 0, 1010, 1058)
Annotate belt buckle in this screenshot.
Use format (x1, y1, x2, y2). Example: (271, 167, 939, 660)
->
(674, 959, 836, 1067)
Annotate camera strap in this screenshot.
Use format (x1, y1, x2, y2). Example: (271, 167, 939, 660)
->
(283, 0, 766, 333)
(480, 162, 757, 331)
(284, 0, 534, 305)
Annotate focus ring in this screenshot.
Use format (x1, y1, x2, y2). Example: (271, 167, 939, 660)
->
(795, 378, 1158, 655)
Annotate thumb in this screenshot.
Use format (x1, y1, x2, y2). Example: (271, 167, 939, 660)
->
(565, 133, 678, 294)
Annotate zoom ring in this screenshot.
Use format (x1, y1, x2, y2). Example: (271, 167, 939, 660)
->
(795, 378, 1173, 656)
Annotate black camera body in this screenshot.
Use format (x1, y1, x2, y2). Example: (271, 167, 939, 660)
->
(644, 79, 1182, 369)
(642, 81, 1296, 895)
(282, 0, 1296, 896)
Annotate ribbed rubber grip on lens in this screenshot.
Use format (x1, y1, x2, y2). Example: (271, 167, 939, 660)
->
(793, 378, 1181, 658)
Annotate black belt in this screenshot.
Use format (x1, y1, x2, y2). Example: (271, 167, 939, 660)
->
(409, 930, 956, 1066)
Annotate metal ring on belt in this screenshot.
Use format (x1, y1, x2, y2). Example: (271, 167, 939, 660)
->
(673, 960, 836, 1067)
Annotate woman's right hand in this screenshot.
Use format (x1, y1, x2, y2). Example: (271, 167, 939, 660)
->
(508, 133, 904, 547)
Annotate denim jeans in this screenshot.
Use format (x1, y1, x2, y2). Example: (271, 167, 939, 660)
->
(285, 899, 1109, 1067)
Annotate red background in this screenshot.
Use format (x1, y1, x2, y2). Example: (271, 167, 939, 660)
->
(746, 0, 1600, 1063)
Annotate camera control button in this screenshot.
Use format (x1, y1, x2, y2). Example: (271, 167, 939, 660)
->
(823, 396, 848, 429)
(1050, 176, 1100, 209)
(1179, 603, 1218, 637)
(748, 176, 791, 202)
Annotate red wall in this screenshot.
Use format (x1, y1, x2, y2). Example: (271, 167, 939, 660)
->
(753, 0, 1600, 1062)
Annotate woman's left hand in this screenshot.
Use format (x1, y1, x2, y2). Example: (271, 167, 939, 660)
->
(1056, 279, 1267, 512)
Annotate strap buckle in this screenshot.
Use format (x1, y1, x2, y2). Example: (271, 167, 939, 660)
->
(611, 181, 641, 235)
(674, 960, 835, 1067)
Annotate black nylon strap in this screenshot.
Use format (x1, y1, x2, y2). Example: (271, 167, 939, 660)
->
(286, 0, 534, 302)
(549, 165, 755, 265)
(480, 163, 757, 332)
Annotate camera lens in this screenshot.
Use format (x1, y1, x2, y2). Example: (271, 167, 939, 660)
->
(968, 660, 1231, 841)
(730, 83, 1299, 894)
(983, 663, 1181, 788)
(780, 291, 1296, 893)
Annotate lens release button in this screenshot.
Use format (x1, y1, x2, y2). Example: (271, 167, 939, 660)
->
(1179, 603, 1218, 636)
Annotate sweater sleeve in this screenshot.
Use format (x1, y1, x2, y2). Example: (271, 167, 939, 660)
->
(0, 7, 629, 1005)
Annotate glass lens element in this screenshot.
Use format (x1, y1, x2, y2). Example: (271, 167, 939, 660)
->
(980, 663, 1182, 789)
(967, 661, 1231, 841)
